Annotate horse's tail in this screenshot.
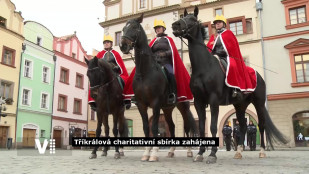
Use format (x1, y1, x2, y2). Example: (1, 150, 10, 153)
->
(264, 109, 290, 149)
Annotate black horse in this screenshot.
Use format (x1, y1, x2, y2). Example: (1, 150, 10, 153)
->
(120, 14, 197, 161)
(172, 6, 289, 164)
(85, 57, 128, 159)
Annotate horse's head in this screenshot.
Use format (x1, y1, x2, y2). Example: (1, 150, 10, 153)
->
(172, 6, 205, 40)
(85, 57, 112, 99)
(119, 13, 144, 54)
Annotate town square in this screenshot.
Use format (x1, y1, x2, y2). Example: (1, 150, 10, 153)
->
(1, 0, 309, 173)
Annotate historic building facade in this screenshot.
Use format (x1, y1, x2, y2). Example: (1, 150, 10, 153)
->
(16, 21, 55, 148)
(52, 33, 89, 148)
(262, 0, 309, 147)
(0, 0, 24, 148)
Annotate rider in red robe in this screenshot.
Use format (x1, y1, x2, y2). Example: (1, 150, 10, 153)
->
(123, 19, 193, 107)
(206, 15, 257, 96)
(88, 35, 129, 111)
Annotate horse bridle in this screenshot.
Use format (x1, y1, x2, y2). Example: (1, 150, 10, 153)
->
(179, 17, 198, 39)
(121, 23, 141, 52)
(88, 66, 116, 90)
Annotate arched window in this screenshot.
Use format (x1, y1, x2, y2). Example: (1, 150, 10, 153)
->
(293, 111, 309, 147)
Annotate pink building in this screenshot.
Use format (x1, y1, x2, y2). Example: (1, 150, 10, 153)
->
(52, 33, 90, 149)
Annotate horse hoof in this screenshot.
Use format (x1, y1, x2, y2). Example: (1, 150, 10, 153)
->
(89, 154, 97, 159)
(206, 156, 217, 164)
(259, 153, 266, 158)
(193, 155, 203, 162)
(141, 155, 150, 162)
(101, 152, 107, 156)
(234, 152, 242, 159)
(149, 156, 159, 162)
(114, 153, 121, 159)
(187, 152, 193, 157)
(167, 152, 174, 158)
(120, 152, 125, 156)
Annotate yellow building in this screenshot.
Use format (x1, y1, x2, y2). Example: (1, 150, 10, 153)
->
(0, 0, 24, 148)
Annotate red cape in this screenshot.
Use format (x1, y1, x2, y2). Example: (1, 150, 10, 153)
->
(123, 36, 193, 102)
(207, 30, 257, 92)
(97, 49, 129, 83)
(88, 49, 129, 103)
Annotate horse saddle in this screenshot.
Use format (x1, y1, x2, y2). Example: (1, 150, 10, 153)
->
(117, 76, 125, 90)
(214, 55, 227, 74)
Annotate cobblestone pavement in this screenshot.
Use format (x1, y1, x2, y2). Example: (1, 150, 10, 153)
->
(0, 148, 308, 174)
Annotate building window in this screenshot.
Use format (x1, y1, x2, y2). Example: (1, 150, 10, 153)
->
(282, 0, 309, 29)
(37, 37, 42, 46)
(2, 46, 15, 67)
(246, 18, 253, 33)
(91, 110, 95, 120)
(289, 6, 306, 25)
(215, 8, 223, 16)
(202, 22, 212, 40)
(22, 89, 31, 105)
(294, 53, 309, 83)
(41, 93, 48, 109)
(72, 53, 76, 59)
(0, 80, 13, 100)
(73, 98, 82, 114)
(140, 0, 146, 9)
(227, 16, 247, 35)
(0, 16, 6, 28)
(284, 38, 309, 87)
(115, 31, 121, 46)
(60, 67, 69, 84)
(24, 60, 32, 78)
(229, 21, 243, 35)
(40, 130, 45, 138)
(42, 66, 50, 83)
(58, 94, 67, 111)
(75, 73, 84, 89)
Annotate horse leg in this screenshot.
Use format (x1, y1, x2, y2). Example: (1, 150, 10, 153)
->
(102, 114, 109, 157)
(176, 101, 195, 157)
(138, 104, 151, 161)
(193, 100, 207, 162)
(233, 102, 250, 159)
(163, 107, 175, 158)
(112, 113, 120, 159)
(149, 103, 161, 162)
(206, 105, 219, 164)
(89, 113, 103, 159)
(253, 104, 267, 158)
(118, 109, 127, 157)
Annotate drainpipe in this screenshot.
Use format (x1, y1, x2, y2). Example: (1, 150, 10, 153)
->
(256, 0, 268, 109)
(15, 43, 26, 148)
(50, 54, 57, 139)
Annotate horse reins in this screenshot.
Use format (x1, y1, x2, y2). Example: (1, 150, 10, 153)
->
(88, 67, 116, 90)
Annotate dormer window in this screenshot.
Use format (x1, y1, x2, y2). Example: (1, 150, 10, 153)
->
(0, 16, 6, 28)
(37, 37, 42, 46)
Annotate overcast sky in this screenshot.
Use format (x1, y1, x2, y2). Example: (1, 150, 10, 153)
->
(11, 0, 105, 54)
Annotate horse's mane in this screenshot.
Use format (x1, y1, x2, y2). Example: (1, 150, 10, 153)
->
(186, 14, 207, 41)
(199, 20, 207, 41)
